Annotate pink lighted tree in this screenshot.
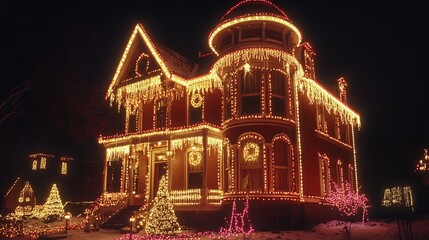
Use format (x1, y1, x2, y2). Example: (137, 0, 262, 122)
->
(326, 181, 369, 240)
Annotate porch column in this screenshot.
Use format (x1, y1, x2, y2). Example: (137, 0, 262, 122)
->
(103, 156, 108, 193)
(128, 156, 135, 205)
(202, 129, 208, 205)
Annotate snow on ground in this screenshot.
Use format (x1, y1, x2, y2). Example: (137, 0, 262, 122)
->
(60, 218, 429, 240)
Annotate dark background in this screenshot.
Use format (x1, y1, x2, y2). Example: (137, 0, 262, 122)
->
(1, 0, 428, 215)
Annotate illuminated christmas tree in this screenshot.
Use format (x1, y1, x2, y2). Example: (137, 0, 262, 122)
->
(144, 175, 181, 235)
(40, 184, 65, 221)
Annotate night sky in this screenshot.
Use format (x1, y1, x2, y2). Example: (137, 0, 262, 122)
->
(1, 0, 428, 213)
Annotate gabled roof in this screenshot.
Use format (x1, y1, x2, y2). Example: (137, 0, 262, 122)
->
(156, 43, 197, 79)
(106, 24, 198, 100)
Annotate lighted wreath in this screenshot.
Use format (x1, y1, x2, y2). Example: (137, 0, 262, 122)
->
(243, 142, 260, 162)
(191, 93, 203, 108)
(188, 151, 202, 166)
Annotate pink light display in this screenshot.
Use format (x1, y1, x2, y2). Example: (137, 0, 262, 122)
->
(326, 181, 369, 223)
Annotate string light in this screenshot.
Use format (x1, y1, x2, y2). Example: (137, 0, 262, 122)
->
(145, 175, 181, 235)
(382, 186, 414, 210)
(188, 150, 202, 166)
(209, 15, 302, 56)
(416, 148, 429, 171)
(298, 77, 360, 128)
(39, 184, 65, 221)
(190, 92, 203, 108)
(242, 142, 260, 162)
(326, 181, 369, 223)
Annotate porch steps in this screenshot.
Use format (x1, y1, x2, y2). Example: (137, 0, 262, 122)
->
(100, 205, 141, 229)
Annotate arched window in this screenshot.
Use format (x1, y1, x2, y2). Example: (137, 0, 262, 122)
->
(239, 135, 264, 191)
(319, 153, 331, 196)
(336, 160, 344, 187)
(239, 68, 262, 116)
(223, 140, 233, 193)
(272, 136, 295, 192)
(348, 164, 355, 190)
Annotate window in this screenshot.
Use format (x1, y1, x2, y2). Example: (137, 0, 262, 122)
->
(240, 139, 263, 191)
(189, 93, 203, 124)
(155, 100, 166, 128)
(224, 79, 232, 120)
(317, 104, 327, 133)
(241, 27, 261, 40)
(128, 114, 137, 133)
(336, 160, 344, 187)
(335, 116, 341, 140)
(240, 69, 261, 116)
(270, 71, 286, 117)
(40, 157, 46, 169)
(265, 28, 283, 42)
(188, 149, 203, 189)
(319, 153, 331, 196)
(223, 141, 233, 192)
(32, 160, 37, 170)
(348, 164, 355, 190)
(61, 162, 67, 175)
(273, 139, 290, 191)
(343, 123, 351, 145)
(219, 33, 233, 52)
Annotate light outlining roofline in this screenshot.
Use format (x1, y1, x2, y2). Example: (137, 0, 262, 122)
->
(220, 0, 290, 22)
(98, 123, 222, 145)
(106, 23, 172, 100)
(300, 77, 361, 128)
(209, 15, 302, 56)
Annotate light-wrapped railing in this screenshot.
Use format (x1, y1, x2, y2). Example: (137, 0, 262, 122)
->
(96, 192, 129, 224)
(170, 189, 202, 205)
(208, 189, 223, 205)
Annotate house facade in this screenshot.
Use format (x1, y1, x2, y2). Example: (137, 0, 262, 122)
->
(99, 0, 361, 228)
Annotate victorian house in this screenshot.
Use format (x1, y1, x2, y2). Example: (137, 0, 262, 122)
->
(99, 0, 361, 228)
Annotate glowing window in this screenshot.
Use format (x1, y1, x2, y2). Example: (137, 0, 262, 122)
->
(40, 157, 46, 169)
(61, 162, 67, 175)
(239, 69, 261, 116)
(32, 160, 37, 170)
(187, 149, 203, 189)
(240, 139, 263, 191)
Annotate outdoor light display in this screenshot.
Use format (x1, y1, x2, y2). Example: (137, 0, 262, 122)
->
(190, 93, 203, 108)
(99, 0, 363, 229)
(144, 175, 181, 235)
(16, 181, 35, 217)
(382, 186, 414, 210)
(40, 184, 65, 221)
(326, 182, 369, 223)
(219, 196, 254, 237)
(416, 149, 429, 171)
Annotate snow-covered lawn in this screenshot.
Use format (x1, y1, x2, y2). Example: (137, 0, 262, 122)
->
(4, 217, 429, 239)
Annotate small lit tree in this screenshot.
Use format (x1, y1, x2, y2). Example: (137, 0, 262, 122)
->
(40, 184, 65, 221)
(326, 181, 369, 240)
(144, 175, 181, 235)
